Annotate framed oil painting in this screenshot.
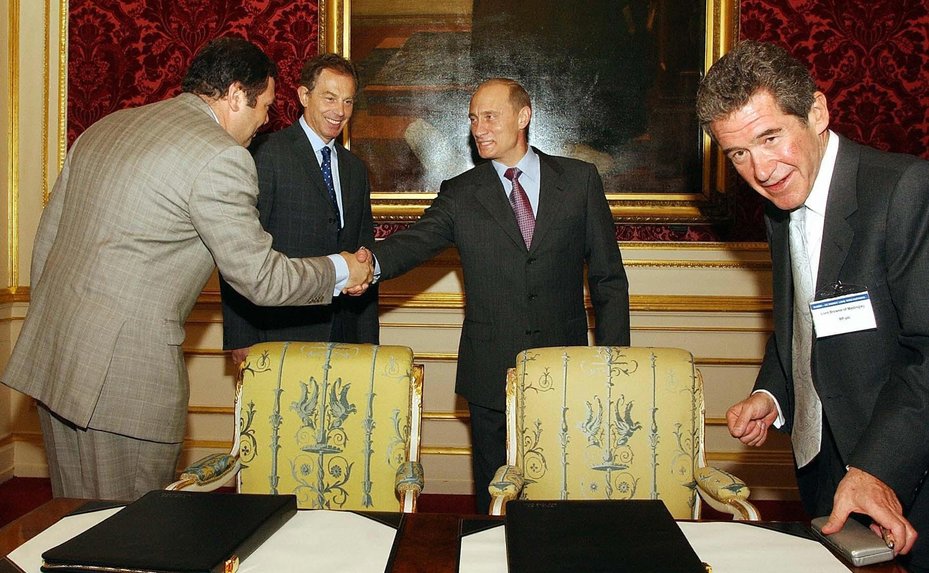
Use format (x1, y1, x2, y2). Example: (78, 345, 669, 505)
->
(322, 0, 738, 223)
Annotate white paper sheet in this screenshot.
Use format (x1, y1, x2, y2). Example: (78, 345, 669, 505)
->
(458, 521, 856, 573)
(6, 507, 122, 573)
(238, 510, 397, 573)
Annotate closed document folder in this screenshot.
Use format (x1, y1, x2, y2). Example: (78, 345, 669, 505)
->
(505, 499, 707, 573)
(41, 490, 297, 573)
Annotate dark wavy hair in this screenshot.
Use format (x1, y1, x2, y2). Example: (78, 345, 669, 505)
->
(181, 37, 278, 107)
(696, 40, 817, 134)
(300, 53, 359, 91)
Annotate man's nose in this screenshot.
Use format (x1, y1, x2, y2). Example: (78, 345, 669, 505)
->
(751, 151, 776, 182)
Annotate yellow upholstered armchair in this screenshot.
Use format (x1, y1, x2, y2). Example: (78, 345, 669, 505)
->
(488, 346, 760, 520)
(168, 342, 425, 513)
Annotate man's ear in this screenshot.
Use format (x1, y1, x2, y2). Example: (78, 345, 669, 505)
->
(517, 106, 531, 130)
(809, 91, 830, 134)
(226, 82, 246, 112)
(297, 85, 310, 107)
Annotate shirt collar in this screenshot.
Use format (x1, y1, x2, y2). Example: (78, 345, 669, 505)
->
(299, 116, 335, 155)
(803, 130, 838, 217)
(491, 147, 540, 184)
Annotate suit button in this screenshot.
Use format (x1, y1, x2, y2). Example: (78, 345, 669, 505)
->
(525, 329, 532, 335)
(528, 294, 537, 301)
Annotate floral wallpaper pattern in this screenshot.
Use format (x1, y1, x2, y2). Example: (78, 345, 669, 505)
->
(67, 0, 319, 146)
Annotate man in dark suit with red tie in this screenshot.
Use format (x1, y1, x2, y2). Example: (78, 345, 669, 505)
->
(373, 78, 631, 512)
(699, 40, 929, 571)
(220, 53, 379, 364)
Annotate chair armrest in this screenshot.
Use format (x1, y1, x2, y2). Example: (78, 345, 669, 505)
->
(488, 465, 524, 516)
(395, 461, 424, 513)
(166, 453, 240, 492)
(694, 466, 761, 521)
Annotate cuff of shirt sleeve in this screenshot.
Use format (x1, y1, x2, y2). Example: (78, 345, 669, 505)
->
(328, 253, 349, 296)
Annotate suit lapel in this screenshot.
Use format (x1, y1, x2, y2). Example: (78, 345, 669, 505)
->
(473, 163, 527, 249)
(335, 142, 351, 210)
(531, 149, 568, 252)
(816, 136, 858, 293)
(284, 122, 333, 204)
(767, 207, 795, 378)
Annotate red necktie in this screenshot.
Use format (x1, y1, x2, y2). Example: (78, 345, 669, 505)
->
(505, 167, 534, 248)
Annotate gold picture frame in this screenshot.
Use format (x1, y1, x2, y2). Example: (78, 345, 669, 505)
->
(322, 0, 739, 224)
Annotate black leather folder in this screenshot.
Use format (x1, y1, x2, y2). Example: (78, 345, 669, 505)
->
(505, 499, 707, 573)
(40, 490, 296, 573)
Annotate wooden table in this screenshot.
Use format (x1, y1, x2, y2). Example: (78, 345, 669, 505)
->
(0, 498, 909, 572)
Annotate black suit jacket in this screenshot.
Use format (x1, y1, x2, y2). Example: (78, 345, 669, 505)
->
(757, 136, 929, 529)
(374, 149, 630, 410)
(220, 121, 379, 348)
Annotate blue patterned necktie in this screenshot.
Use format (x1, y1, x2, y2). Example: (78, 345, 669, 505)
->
(788, 206, 822, 468)
(505, 167, 534, 248)
(320, 146, 341, 230)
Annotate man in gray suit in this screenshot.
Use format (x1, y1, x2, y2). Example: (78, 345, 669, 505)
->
(0, 37, 373, 501)
(373, 78, 630, 512)
(220, 53, 378, 366)
(698, 41, 929, 570)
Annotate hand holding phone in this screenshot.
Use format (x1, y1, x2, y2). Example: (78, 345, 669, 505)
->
(811, 516, 894, 566)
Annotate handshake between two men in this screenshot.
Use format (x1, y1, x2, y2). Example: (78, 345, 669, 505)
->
(340, 246, 375, 296)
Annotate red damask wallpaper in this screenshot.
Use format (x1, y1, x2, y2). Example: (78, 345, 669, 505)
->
(67, 0, 929, 241)
(67, 0, 319, 146)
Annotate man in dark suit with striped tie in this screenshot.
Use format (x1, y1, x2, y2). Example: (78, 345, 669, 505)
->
(373, 78, 631, 512)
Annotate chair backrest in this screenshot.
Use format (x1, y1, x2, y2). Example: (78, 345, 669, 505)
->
(504, 346, 706, 519)
(235, 342, 423, 511)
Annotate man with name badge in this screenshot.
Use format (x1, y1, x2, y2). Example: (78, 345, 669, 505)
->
(697, 40, 929, 571)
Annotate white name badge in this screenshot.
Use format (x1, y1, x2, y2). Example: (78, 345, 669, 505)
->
(810, 291, 877, 338)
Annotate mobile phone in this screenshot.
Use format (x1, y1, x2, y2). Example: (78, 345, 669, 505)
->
(811, 516, 894, 566)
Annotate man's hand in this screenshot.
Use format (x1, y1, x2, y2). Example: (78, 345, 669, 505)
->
(341, 247, 373, 296)
(820, 467, 917, 556)
(230, 347, 250, 368)
(726, 393, 779, 447)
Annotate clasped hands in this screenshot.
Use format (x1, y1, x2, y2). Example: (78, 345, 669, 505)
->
(340, 247, 374, 296)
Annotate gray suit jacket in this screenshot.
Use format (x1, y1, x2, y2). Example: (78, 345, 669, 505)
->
(220, 121, 379, 347)
(374, 149, 630, 410)
(1, 93, 335, 443)
(757, 136, 929, 520)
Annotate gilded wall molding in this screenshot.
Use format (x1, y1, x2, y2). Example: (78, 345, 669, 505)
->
(636, 325, 770, 334)
(3, 290, 773, 314)
(633, 295, 771, 313)
(6, 0, 20, 290)
(0, 286, 29, 304)
(41, 0, 49, 206)
(621, 241, 768, 251)
(706, 450, 795, 466)
(624, 259, 770, 271)
(56, 0, 66, 175)
(697, 357, 764, 367)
